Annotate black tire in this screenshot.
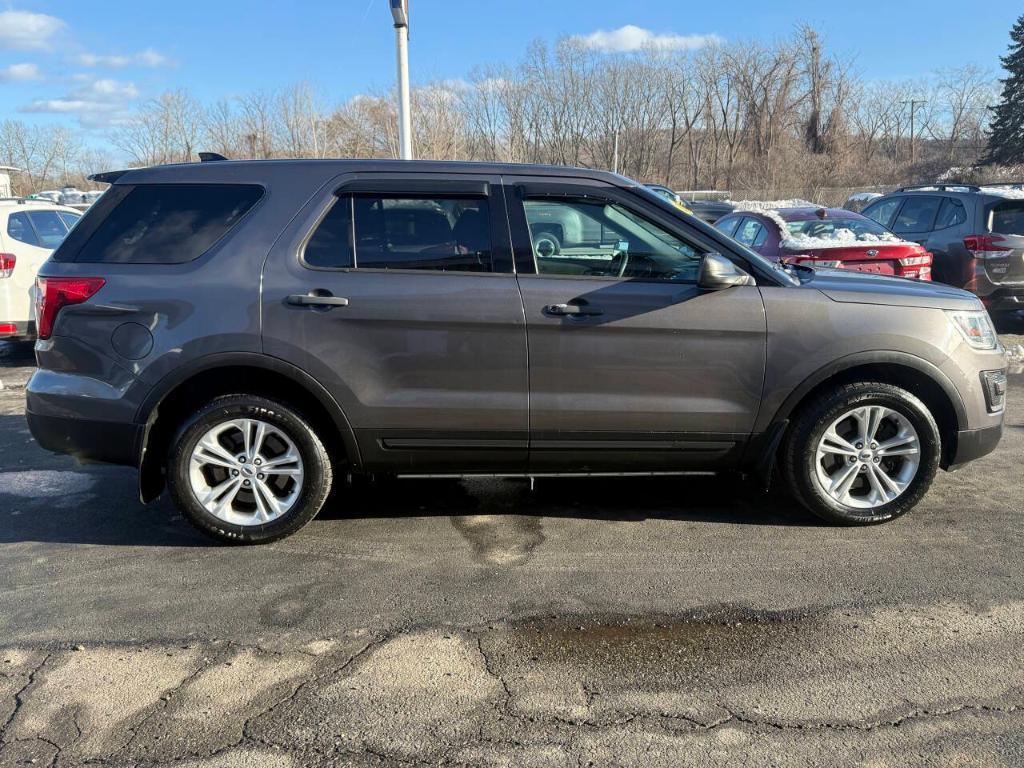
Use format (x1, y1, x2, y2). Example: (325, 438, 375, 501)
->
(534, 231, 561, 257)
(781, 382, 940, 525)
(167, 395, 333, 544)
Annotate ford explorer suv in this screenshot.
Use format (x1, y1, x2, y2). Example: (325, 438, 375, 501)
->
(26, 159, 1007, 543)
(862, 183, 1024, 314)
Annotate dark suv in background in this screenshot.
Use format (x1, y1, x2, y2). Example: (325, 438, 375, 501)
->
(863, 183, 1024, 314)
(25, 160, 1007, 543)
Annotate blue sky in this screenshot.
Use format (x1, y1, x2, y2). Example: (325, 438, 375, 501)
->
(0, 0, 1020, 150)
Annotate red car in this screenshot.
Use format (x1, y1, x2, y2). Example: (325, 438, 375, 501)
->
(714, 207, 933, 280)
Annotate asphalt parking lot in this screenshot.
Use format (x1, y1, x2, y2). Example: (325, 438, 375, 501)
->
(1, 327, 1023, 768)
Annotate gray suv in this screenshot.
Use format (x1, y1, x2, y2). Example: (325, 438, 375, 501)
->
(862, 183, 1024, 313)
(25, 160, 1007, 543)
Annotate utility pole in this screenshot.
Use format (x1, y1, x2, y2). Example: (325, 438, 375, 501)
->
(390, 0, 413, 160)
(901, 99, 926, 165)
(612, 129, 619, 174)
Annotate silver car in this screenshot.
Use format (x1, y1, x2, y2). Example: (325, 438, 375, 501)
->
(25, 159, 1007, 543)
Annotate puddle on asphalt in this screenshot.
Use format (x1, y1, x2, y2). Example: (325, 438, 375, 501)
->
(450, 514, 545, 567)
(500, 611, 817, 673)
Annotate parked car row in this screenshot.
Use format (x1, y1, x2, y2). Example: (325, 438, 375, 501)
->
(714, 206, 933, 281)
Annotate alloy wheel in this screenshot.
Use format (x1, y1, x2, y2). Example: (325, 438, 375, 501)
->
(813, 405, 921, 510)
(188, 418, 304, 526)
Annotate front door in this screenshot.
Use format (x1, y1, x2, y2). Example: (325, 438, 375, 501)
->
(505, 179, 767, 471)
(262, 173, 528, 472)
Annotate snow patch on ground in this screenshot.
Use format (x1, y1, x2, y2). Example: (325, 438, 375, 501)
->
(0, 470, 96, 498)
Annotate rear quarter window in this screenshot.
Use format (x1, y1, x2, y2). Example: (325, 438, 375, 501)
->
(72, 184, 263, 264)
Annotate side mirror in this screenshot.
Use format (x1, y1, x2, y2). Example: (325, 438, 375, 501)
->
(698, 252, 755, 291)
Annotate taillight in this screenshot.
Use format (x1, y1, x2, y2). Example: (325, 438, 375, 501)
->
(898, 255, 931, 267)
(964, 234, 1012, 259)
(0, 253, 14, 279)
(34, 277, 105, 340)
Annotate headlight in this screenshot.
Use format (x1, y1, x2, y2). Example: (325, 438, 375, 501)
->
(947, 310, 998, 350)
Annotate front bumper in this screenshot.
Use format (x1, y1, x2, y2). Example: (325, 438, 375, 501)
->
(980, 289, 1024, 313)
(947, 423, 1003, 470)
(26, 409, 142, 466)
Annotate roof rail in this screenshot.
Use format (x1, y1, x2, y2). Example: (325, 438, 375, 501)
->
(896, 182, 981, 192)
(0, 197, 54, 205)
(199, 152, 228, 162)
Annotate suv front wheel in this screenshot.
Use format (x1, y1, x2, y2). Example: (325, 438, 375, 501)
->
(167, 395, 333, 544)
(782, 382, 941, 525)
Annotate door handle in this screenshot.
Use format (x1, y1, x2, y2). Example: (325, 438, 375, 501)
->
(543, 303, 602, 317)
(286, 293, 350, 308)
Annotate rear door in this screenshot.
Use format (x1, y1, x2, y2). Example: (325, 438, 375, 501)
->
(890, 195, 942, 246)
(261, 173, 529, 473)
(505, 177, 767, 471)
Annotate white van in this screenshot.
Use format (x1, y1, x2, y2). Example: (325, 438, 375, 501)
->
(0, 200, 82, 340)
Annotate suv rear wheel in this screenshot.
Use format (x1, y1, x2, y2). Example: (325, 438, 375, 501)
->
(782, 382, 940, 524)
(167, 395, 333, 544)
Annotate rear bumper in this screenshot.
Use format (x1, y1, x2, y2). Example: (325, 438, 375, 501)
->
(947, 423, 1003, 470)
(0, 320, 34, 341)
(26, 409, 141, 466)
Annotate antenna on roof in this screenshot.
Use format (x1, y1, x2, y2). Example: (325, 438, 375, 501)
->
(199, 152, 228, 163)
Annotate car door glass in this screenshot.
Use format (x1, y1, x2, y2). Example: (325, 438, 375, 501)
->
(716, 216, 740, 237)
(27, 211, 69, 249)
(863, 198, 901, 228)
(6, 212, 40, 246)
(933, 198, 966, 230)
(892, 196, 941, 234)
(734, 218, 764, 247)
(523, 197, 703, 282)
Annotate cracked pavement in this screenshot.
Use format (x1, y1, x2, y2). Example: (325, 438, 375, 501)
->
(1, 327, 1023, 767)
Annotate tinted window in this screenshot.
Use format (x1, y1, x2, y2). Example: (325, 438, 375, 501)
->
(353, 196, 491, 272)
(523, 198, 703, 282)
(75, 184, 262, 264)
(6, 212, 39, 246)
(27, 211, 69, 248)
(892, 196, 941, 234)
(57, 211, 81, 231)
(863, 198, 902, 228)
(991, 201, 1024, 236)
(304, 198, 353, 269)
(735, 218, 764, 247)
(715, 216, 740, 237)
(934, 198, 967, 230)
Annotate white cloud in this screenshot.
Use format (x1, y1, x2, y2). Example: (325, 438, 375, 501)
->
(0, 10, 65, 50)
(21, 75, 139, 127)
(0, 62, 42, 82)
(75, 48, 173, 68)
(573, 25, 722, 53)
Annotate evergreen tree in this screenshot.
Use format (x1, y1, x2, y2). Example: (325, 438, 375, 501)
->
(985, 14, 1024, 165)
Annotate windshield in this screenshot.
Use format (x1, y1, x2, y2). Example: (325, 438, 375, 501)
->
(784, 217, 892, 240)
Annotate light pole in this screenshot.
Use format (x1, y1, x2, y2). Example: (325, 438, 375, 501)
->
(390, 0, 413, 160)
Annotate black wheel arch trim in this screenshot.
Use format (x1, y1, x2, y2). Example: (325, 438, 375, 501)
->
(767, 350, 967, 431)
(134, 352, 362, 503)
